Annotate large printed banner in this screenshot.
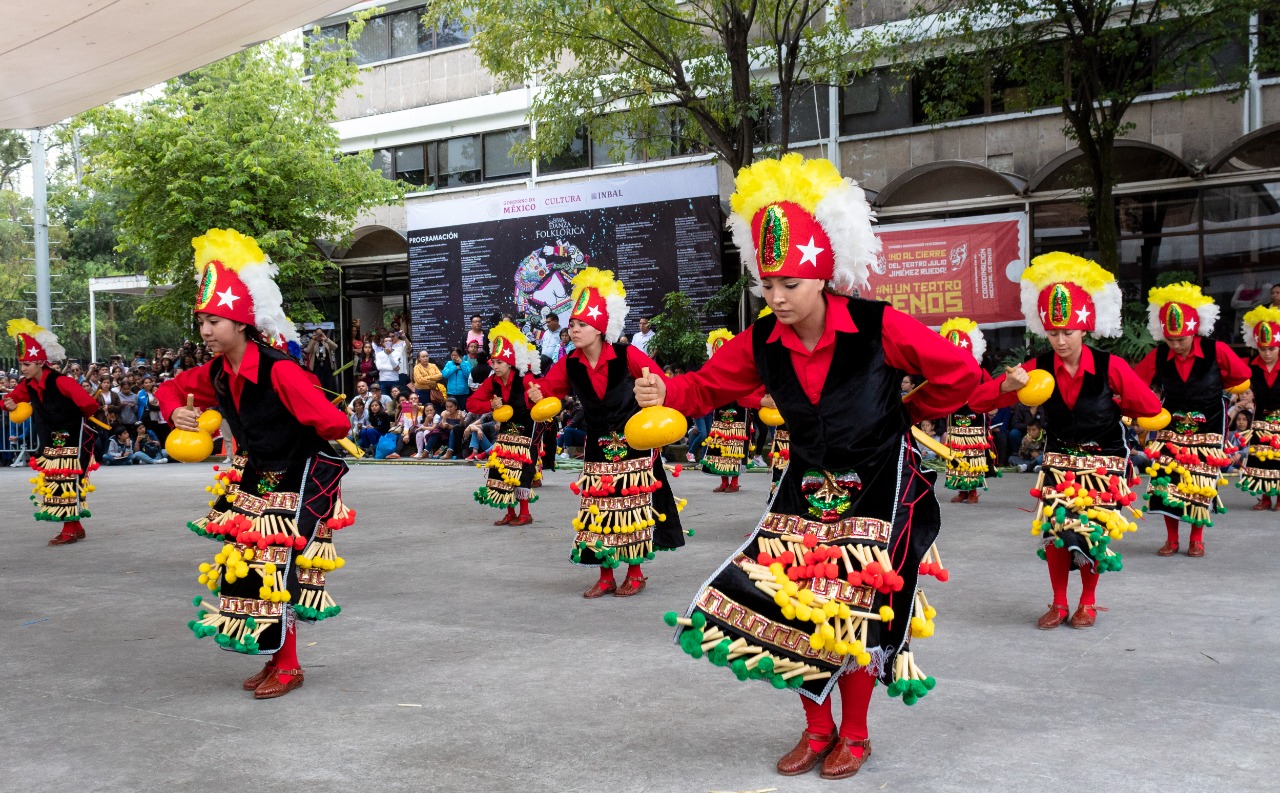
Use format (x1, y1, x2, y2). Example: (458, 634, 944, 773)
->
(405, 166, 723, 354)
(868, 213, 1028, 328)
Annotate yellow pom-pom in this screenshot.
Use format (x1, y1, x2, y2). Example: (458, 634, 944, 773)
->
(855, 652, 871, 666)
(879, 605, 895, 621)
(796, 604, 812, 622)
(809, 633, 825, 651)
(199, 563, 212, 573)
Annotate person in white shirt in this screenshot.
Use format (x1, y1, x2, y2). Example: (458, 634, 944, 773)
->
(392, 330, 412, 389)
(374, 334, 403, 395)
(631, 316, 655, 355)
(539, 312, 564, 365)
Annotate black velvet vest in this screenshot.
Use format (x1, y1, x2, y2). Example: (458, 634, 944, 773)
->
(752, 299, 911, 523)
(1038, 348, 1125, 456)
(210, 345, 330, 472)
(565, 344, 637, 438)
(1153, 339, 1225, 430)
(1250, 360, 1280, 418)
(29, 369, 84, 447)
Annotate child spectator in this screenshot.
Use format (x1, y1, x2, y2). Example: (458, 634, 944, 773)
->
(1009, 418, 1047, 472)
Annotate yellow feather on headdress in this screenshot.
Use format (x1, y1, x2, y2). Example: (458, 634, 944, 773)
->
(757, 306, 773, 319)
(7, 318, 40, 339)
(570, 267, 626, 302)
(192, 228, 266, 274)
(938, 318, 978, 337)
(1020, 252, 1116, 293)
(1243, 305, 1280, 328)
(488, 320, 540, 374)
(706, 328, 735, 358)
(730, 153, 845, 222)
(1146, 282, 1214, 308)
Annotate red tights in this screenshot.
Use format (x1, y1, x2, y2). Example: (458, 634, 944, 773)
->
(1165, 515, 1203, 546)
(800, 670, 875, 757)
(272, 623, 300, 681)
(1045, 544, 1098, 612)
(598, 563, 644, 584)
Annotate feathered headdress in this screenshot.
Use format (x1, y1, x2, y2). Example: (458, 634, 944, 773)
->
(570, 267, 628, 343)
(1242, 305, 1280, 350)
(191, 228, 298, 347)
(488, 321, 541, 375)
(1020, 252, 1122, 338)
(727, 153, 879, 297)
(1146, 282, 1217, 339)
(938, 318, 985, 363)
(706, 328, 735, 359)
(7, 318, 65, 363)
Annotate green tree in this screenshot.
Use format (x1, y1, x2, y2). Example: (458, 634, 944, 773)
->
(649, 273, 750, 368)
(0, 131, 30, 191)
(72, 13, 405, 327)
(425, 0, 869, 173)
(893, 0, 1278, 271)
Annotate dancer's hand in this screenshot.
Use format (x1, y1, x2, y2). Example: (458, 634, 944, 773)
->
(527, 385, 543, 403)
(2, 398, 14, 411)
(490, 396, 503, 410)
(1000, 365, 1030, 393)
(760, 395, 776, 409)
(634, 369, 666, 407)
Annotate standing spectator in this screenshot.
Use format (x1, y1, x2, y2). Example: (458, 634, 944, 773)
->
(631, 316, 655, 356)
(539, 313, 563, 371)
(558, 327, 573, 358)
(393, 330, 412, 392)
(354, 341, 377, 387)
(306, 328, 339, 394)
(467, 351, 491, 393)
(375, 334, 403, 396)
(466, 315, 485, 350)
(441, 347, 473, 404)
(412, 350, 443, 405)
(117, 378, 140, 426)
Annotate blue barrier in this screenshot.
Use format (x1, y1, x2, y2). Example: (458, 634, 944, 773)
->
(0, 409, 37, 466)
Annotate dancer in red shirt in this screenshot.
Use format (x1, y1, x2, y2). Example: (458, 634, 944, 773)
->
(1237, 306, 1280, 509)
(937, 318, 996, 503)
(469, 321, 543, 525)
(4, 320, 100, 545)
(638, 154, 981, 780)
(527, 267, 685, 598)
(1134, 284, 1249, 557)
(700, 328, 749, 493)
(158, 229, 354, 700)
(971, 253, 1162, 629)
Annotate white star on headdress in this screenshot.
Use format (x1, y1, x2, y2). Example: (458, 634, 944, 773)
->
(1074, 305, 1090, 324)
(586, 304, 602, 320)
(958, 338, 969, 348)
(215, 287, 241, 309)
(1039, 309, 1047, 324)
(27, 343, 41, 357)
(1186, 316, 1197, 331)
(796, 237, 825, 267)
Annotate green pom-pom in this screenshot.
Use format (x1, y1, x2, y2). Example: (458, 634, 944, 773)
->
(663, 611, 679, 627)
(192, 595, 202, 606)
(903, 692, 918, 706)
(923, 676, 937, 690)
(786, 674, 804, 688)
(245, 617, 257, 630)
(886, 681, 902, 697)
(1036, 548, 1047, 560)
(691, 612, 706, 629)
(770, 675, 787, 689)
(1052, 538, 1065, 548)
(731, 659, 748, 680)
(645, 551, 656, 560)
(214, 633, 231, 646)
(687, 529, 695, 536)
(758, 657, 775, 674)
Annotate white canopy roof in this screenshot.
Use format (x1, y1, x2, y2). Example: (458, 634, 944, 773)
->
(1, 0, 362, 129)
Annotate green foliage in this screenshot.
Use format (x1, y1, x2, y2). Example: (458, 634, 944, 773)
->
(72, 12, 405, 328)
(649, 272, 751, 368)
(892, 0, 1277, 271)
(1092, 300, 1157, 363)
(425, 0, 873, 173)
(0, 131, 30, 191)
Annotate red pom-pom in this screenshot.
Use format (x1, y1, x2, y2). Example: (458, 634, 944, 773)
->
(847, 571, 863, 585)
(802, 533, 819, 549)
(672, 465, 682, 477)
(1030, 488, 1042, 498)
(936, 568, 950, 582)
(756, 551, 772, 565)
(779, 551, 795, 565)
(825, 562, 839, 579)
(1095, 467, 1107, 476)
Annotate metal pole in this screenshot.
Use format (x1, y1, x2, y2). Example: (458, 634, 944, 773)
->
(89, 285, 97, 363)
(30, 128, 51, 328)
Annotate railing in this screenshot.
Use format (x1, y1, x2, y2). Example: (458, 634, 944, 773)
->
(0, 409, 37, 467)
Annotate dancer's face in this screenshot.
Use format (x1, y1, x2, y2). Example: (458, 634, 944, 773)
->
(492, 360, 512, 378)
(568, 319, 602, 350)
(18, 361, 42, 380)
(1167, 336, 1194, 357)
(759, 277, 825, 325)
(1046, 329, 1083, 360)
(196, 313, 247, 356)
(1260, 346, 1279, 367)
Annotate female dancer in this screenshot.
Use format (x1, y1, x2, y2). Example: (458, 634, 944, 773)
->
(159, 228, 354, 699)
(1135, 284, 1249, 557)
(1237, 306, 1280, 510)
(701, 328, 749, 493)
(4, 320, 100, 545)
(972, 253, 1162, 629)
(469, 321, 542, 526)
(937, 318, 996, 503)
(527, 267, 685, 598)
(638, 154, 981, 779)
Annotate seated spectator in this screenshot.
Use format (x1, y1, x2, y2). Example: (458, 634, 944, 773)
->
(1008, 403, 1046, 460)
(1226, 409, 1252, 472)
(131, 424, 169, 464)
(101, 428, 135, 466)
(411, 403, 441, 458)
(1009, 418, 1047, 472)
(558, 397, 586, 457)
(366, 398, 393, 454)
(432, 397, 466, 459)
(348, 397, 378, 454)
(462, 412, 498, 460)
(988, 406, 1012, 466)
(917, 418, 944, 462)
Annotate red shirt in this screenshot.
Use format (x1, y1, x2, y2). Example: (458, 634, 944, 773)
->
(970, 346, 1162, 416)
(1133, 337, 1250, 389)
(533, 343, 665, 402)
(156, 344, 348, 440)
(9, 368, 99, 418)
(1251, 357, 1279, 388)
(663, 295, 981, 422)
(466, 371, 526, 414)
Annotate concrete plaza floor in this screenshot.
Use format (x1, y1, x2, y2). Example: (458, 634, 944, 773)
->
(1, 460, 1277, 792)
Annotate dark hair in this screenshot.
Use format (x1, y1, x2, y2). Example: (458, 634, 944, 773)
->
(445, 396, 458, 407)
(474, 351, 489, 364)
(471, 315, 482, 322)
(1234, 409, 1253, 429)
(1028, 418, 1042, 428)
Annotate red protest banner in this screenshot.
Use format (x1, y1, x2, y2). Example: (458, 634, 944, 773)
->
(867, 213, 1027, 327)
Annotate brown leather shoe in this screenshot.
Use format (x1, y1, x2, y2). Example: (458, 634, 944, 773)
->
(70, 522, 86, 539)
(950, 491, 968, 503)
(511, 514, 533, 526)
(820, 737, 872, 780)
(243, 661, 276, 691)
(494, 514, 516, 526)
(776, 730, 836, 776)
(713, 483, 727, 492)
(253, 668, 304, 699)
(583, 578, 617, 598)
(1069, 604, 1096, 629)
(1156, 541, 1179, 557)
(48, 532, 79, 546)
(968, 490, 980, 503)
(1037, 604, 1068, 630)
(1253, 497, 1272, 511)
(614, 575, 647, 597)
(1187, 540, 1205, 557)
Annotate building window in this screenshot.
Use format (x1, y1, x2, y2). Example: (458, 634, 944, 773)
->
(482, 128, 532, 181)
(540, 128, 591, 174)
(754, 84, 830, 145)
(308, 5, 471, 68)
(436, 136, 481, 187)
(369, 148, 394, 180)
(395, 144, 428, 187)
(841, 70, 912, 136)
